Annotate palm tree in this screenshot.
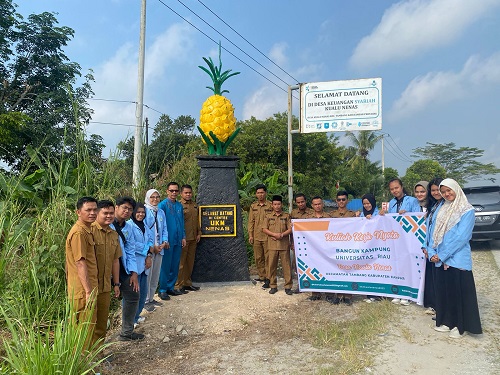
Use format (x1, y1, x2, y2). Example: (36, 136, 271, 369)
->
(344, 130, 382, 168)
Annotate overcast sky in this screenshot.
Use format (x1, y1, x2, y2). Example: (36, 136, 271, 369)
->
(18, 0, 500, 185)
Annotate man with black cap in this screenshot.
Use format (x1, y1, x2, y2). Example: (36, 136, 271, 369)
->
(262, 195, 293, 295)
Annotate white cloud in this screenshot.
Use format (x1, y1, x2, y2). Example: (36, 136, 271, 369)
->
(350, 0, 500, 69)
(390, 52, 500, 119)
(87, 23, 194, 152)
(242, 85, 287, 120)
(269, 42, 288, 67)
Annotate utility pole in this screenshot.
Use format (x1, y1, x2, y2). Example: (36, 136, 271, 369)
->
(381, 134, 385, 173)
(133, 0, 147, 187)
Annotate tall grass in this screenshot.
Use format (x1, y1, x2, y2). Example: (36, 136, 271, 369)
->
(0, 105, 132, 371)
(0, 266, 109, 374)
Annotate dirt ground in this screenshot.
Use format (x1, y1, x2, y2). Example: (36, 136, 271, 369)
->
(99, 244, 500, 375)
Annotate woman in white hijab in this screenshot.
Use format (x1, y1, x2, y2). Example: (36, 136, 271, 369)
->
(143, 189, 170, 308)
(427, 178, 482, 338)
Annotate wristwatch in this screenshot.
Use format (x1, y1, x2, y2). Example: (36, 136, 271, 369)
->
(147, 252, 153, 258)
(112, 281, 121, 287)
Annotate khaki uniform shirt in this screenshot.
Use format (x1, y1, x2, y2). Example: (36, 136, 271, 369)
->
(181, 198, 201, 241)
(66, 221, 98, 299)
(248, 201, 273, 241)
(306, 211, 332, 219)
(330, 209, 356, 218)
(264, 211, 291, 251)
(290, 207, 313, 219)
(91, 222, 122, 294)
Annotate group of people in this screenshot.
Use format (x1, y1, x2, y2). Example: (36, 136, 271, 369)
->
(65, 182, 201, 346)
(249, 177, 482, 339)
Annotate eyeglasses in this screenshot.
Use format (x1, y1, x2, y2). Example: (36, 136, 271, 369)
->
(168, 189, 179, 193)
(336, 198, 347, 202)
(119, 206, 133, 212)
(150, 195, 160, 199)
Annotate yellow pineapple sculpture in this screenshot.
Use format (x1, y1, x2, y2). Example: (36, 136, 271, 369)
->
(198, 44, 240, 155)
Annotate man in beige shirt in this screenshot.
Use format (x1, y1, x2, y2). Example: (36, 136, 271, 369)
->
(175, 184, 202, 293)
(263, 195, 293, 295)
(91, 200, 122, 345)
(65, 196, 99, 349)
(248, 184, 273, 288)
(306, 196, 331, 301)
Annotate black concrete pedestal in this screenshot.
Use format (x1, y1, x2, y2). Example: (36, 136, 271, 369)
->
(191, 155, 250, 282)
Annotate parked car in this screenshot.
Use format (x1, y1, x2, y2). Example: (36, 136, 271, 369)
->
(462, 186, 500, 241)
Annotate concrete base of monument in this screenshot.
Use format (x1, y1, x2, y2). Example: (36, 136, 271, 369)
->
(192, 155, 250, 282)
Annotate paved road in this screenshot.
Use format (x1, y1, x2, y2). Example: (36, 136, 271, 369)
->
(472, 239, 500, 269)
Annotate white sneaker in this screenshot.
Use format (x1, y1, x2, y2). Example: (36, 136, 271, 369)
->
(400, 299, 410, 306)
(137, 316, 146, 324)
(391, 298, 401, 304)
(449, 327, 465, 339)
(434, 324, 451, 332)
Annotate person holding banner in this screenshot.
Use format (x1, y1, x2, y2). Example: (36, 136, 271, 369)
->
(306, 196, 331, 301)
(381, 178, 421, 215)
(428, 178, 482, 339)
(359, 193, 379, 218)
(380, 178, 420, 306)
(262, 195, 293, 295)
(359, 193, 383, 303)
(422, 178, 444, 314)
(290, 193, 313, 293)
(330, 191, 356, 305)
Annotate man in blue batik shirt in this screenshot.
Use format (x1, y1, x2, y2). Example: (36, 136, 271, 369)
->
(111, 196, 143, 341)
(158, 182, 186, 299)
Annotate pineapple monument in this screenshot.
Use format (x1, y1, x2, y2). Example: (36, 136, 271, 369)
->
(192, 47, 250, 282)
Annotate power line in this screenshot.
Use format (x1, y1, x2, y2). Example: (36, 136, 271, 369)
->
(88, 98, 165, 115)
(377, 132, 413, 163)
(175, 0, 295, 88)
(384, 141, 412, 164)
(385, 134, 413, 163)
(155, 0, 297, 98)
(88, 121, 154, 130)
(196, 0, 299, 83)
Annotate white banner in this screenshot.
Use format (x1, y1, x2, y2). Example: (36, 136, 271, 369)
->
(292, 214, 426, 304)
(300, 77, 382, 133)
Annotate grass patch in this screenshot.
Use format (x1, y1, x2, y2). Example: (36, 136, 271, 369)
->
(314, 300, 398, 375)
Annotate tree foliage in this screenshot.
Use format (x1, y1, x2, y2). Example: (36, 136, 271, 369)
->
(402, 159, 447, 190)
(412, 142, 500, 184)
(0, 2, 98, 170)
(229, 112, 345, 199)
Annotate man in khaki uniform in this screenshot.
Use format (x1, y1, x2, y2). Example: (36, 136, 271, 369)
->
(306, 196, 331, 301)
(65, 196, 99, 347)
(263, 195, 293, 295)
(290, 193, 313, 283)
(175, 185, 202, 293)
(329, 190, 357, 305)
(248, 184, 273, 288)
(91, 200, 122, 345)
(291, 193, 313, 219)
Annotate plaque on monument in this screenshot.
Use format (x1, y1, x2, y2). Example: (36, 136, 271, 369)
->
(199, 205, 236, 237)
